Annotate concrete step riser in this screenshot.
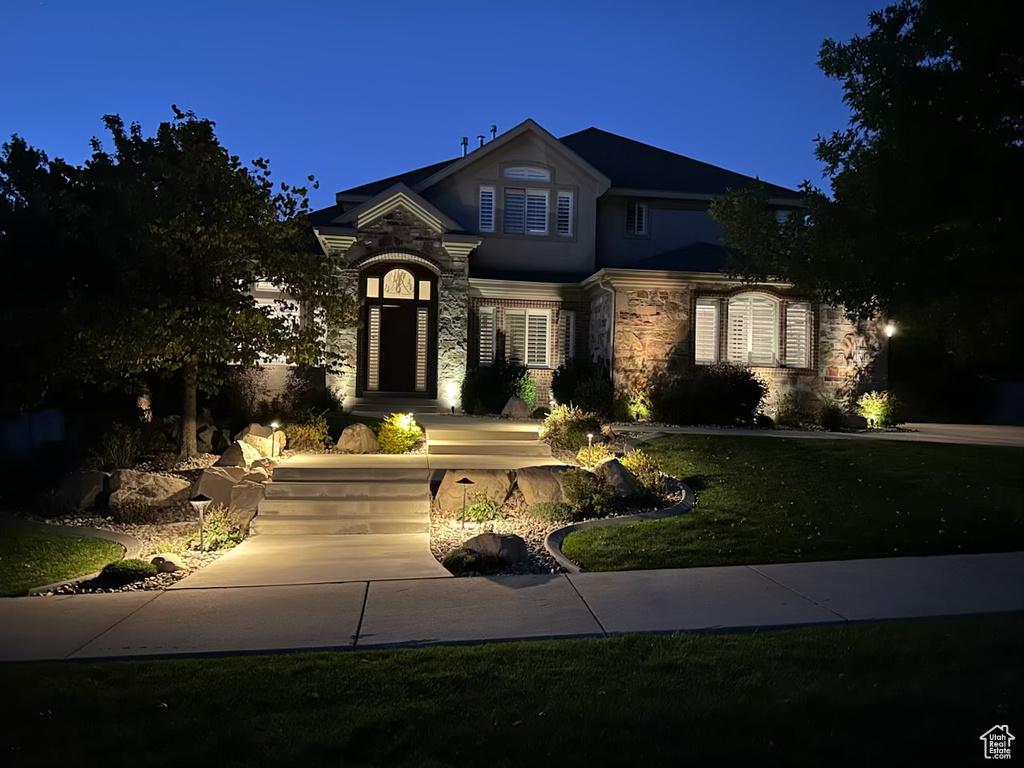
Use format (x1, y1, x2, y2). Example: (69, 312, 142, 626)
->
(426, 430, 540, 442)
(266, 482, 430, 500)
(250, 519, 429, 535)
(258, 500, 429, 516)
(427, 443, 552, 457)
(272, 468, 431, 483)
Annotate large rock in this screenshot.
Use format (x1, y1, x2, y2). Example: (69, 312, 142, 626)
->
(272, 430, 287, 456)
(463, 533, 528, 565)
(336, 423, 379, 454)
(241, 467, 270, 484)
(150, 552, 185, 573)
(846, 413, 868, 430)
(58, 470, 110, 511)
(196, 424, 217, 454)
(516, 466, 570, 506)
(595, 458, 639, 498)
(214, 440, 262, 469)
(108, 469, 191, 511)
(501, 397, 531, 419)
(251, 457, 277, 473)
(435, 469, 514, 514)
(241, 432, 273, 458)
(235, 423, 274, 441)
(229, 480, 265, 515)
(212, 428, 233, 454)
(191, 466, 247, 508)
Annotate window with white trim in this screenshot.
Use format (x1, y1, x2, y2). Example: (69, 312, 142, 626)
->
(727, 295, 779, 366)
(560, 310, 576, 364)
(556, 191, 573, 236)
(504, 166, 551, 181)
(694, 298, 719, 364)
(626, 201, 648, 235)
(784, 301, 812, 368)
(478, 185, 495, 232)
(505, 308, 550, 368)
(477, 306, 496, 365)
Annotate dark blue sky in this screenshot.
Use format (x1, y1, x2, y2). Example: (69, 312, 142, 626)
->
(3, 0, 881, 206)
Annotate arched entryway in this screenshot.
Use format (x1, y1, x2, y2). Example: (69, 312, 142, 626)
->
(358, 260, 438, 397)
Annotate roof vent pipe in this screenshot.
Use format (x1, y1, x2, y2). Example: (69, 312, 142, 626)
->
(460, 136, 468, 157)
(490, 124, 497, 140)
(477, 135, 485, 148)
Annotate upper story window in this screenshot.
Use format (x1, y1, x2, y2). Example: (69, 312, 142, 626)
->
(504, 188, 548, 235)
(626, 201, 648, 236)
(556, 191, 573, 237)
(775, 209, 791, 224)
(504, 166, 551, 181)
(479, 186, 495, 232)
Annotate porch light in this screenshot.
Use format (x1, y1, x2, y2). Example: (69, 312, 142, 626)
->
(189, 493, 213, 551)
(885, 322, 896, 338)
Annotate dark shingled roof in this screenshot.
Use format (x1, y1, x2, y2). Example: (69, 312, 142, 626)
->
(468, 265, 593, 283)
(626, 241, 733, 273)
(337, 157, 459, 198)
(559, 127, 801, 200)
(308, 203, 346, 226)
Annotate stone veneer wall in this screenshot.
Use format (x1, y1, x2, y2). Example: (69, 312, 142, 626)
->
(588, 290, 613, 364)
(324, 266, 360, 407)
(612, 286, 693, 390)
(437, 270, 469, 407)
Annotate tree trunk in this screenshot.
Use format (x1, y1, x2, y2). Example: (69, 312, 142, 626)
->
(181, 362, 198, 458)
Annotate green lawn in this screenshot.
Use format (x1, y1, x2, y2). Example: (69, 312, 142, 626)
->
(562, 435, 1024, 571)
(0, 525, 124, 597)
(0, 617, 1019, 766)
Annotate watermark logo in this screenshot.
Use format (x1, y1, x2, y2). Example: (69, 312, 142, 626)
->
(980, 725, 1014, 760)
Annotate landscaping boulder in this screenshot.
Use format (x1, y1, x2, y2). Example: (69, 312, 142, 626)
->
(150, 552, 185, 573)
(595, 458, 639, 498)
(212, 428, 233, 454)
(241, 432, 273, 458)
(251, 457, 277, 473)
(196, 424, 217, 454)
(229, 480, 265, 516)
(463, 532, 528, 565)
(516, 465, 570, 506)
(500, 396, 531, 419)
(272, 430, 287, 456)
(192, 466, 247, 508)
(435, 469, 514, 514)
(846, 413, 868, 430)
(108, 469, 191, 511)
(58, 470, 110, 511)
(242, 467, 270, 484)
(336, 423, 379, 454)
(214, 440, 262, 469)
(235, 423, 274, 441)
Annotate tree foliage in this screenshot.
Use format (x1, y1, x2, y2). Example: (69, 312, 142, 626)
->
(0, 108, 357, 452)
(710, 0, 1024, 374)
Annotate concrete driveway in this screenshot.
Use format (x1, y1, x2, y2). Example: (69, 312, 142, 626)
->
(171, 534, 451, 589)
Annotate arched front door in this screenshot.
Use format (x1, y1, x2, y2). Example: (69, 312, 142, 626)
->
(359, 262, 438, 396)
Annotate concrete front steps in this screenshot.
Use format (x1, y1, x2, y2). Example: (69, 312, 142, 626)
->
(252, 467, 431, 536)
(424, 421, 553, 460)
(349, 396, 442, 415)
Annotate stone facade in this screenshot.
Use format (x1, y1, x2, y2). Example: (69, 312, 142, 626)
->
(437, 268, 469, 408)
(325, 266, 360, 406)
(612, 286, 692, 390)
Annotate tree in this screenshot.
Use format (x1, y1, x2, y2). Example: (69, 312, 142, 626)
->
(1, 108, 358, 454)
(710, 0, 1024, 376)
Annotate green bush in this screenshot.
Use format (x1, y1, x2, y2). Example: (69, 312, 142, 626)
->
(650, 364, 767, 426)
(620, 449, 667, 499)
(99, 558, 157, 586)
(111, 498, 164, 525)
(540, 404, 603, 450)
(286, 411, 330, 451)
(188, 506, 244, 551)
(857, 390, 904, 427)
(561, 468, 614, 519)
(576, 442, 613, 468)
(572, 376, 615, 416)
(756, 413, 776, 429)
(377, 412, 423, 454)
(625, 384, 652, 422)
(461, 359, 536, 414)
(819, 398, 848, 431)
(99, 423, 143, 469)
(461, 501, 503, 523)
(527, 501, 573, 523)
(442, 547, 503, 575)
(551, 357, 614, 416)
(774, 389, 821, 428)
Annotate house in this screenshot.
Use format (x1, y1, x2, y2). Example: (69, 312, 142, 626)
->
(302, 119, 885, 412)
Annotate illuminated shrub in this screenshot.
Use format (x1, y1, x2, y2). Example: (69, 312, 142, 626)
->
(286, 412, 330, 451)
(561, 468, 614, 519)
(620, 449, 667, 500)
(576, 442, 613, 468)
(540, 404, 603, 450)
(856, 390, 904, 427)
(377, 412, 423, 454)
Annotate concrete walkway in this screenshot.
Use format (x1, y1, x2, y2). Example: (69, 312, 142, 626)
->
(1, 551, 1020, 662)
(614, 422, 1024, 448)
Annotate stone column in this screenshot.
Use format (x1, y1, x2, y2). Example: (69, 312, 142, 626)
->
(325, 266, 360, 408)
(436, 268, 469, 409)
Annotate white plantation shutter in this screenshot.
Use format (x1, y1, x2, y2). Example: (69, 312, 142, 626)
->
(626, 201, 647, 235)
(415, 307, 429, 392)
(694, 298, 718, 364)
(527, 312, 550, 367)
(504, 189, 526, 233)
(505, 310, 527, 363)
(477, 307, 496, 365)
(505, 166, 550, 181)
(525, 189, 548, 234)
(785, 301, 811, 367)
(366, 305, 381, 390)
(556, 191, 573, 236)
(560, 310, 576, 364)
(727, 295, 779, 365)
(478, 186, 495, 232)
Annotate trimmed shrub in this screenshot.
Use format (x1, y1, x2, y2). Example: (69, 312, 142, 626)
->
(774, 389, 820, 428)
(573, 376, 615, 416)
(650, 364, 767, 426)
(561, 468, 614, 519)
(527, 501, 573, 523)
(756, 413, 776, 429)
(620, 449, 667, 499)
(442, 547, 503, 575)
(100, 558, 157, 586)
(576, 442, 613, 468)
(540, 405, 603, 451)
(819, 398, 847, 431)
(461, 501, 503, 524)
(286, 411, 330, 451)
(551, 357, 614, 416)
(857, 390, 904, 427)
(99, 424, 143, 469)
(377, 412, 423, 454)
(461, 360, 535, 414)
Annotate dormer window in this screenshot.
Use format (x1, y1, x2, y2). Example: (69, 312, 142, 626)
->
(504, 166, 550, 182)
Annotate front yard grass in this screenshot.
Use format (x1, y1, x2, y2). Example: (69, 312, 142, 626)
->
(0, 525, 124, 597)
(562, 435, 1024, 571)
(0, 617, 1019, 766)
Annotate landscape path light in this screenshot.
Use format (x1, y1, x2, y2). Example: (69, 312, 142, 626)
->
(189, 493, 213, 551)
(456, 477, 474, 530)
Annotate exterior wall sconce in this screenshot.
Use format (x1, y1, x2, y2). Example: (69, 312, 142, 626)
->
(885, 322, 896, 338)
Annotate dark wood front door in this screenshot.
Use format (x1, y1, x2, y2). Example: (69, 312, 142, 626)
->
(378, 303, 418, 392)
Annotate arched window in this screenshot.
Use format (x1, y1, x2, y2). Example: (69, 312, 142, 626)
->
(727, 294, 779, 366)
(503, 166, 551, 181)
